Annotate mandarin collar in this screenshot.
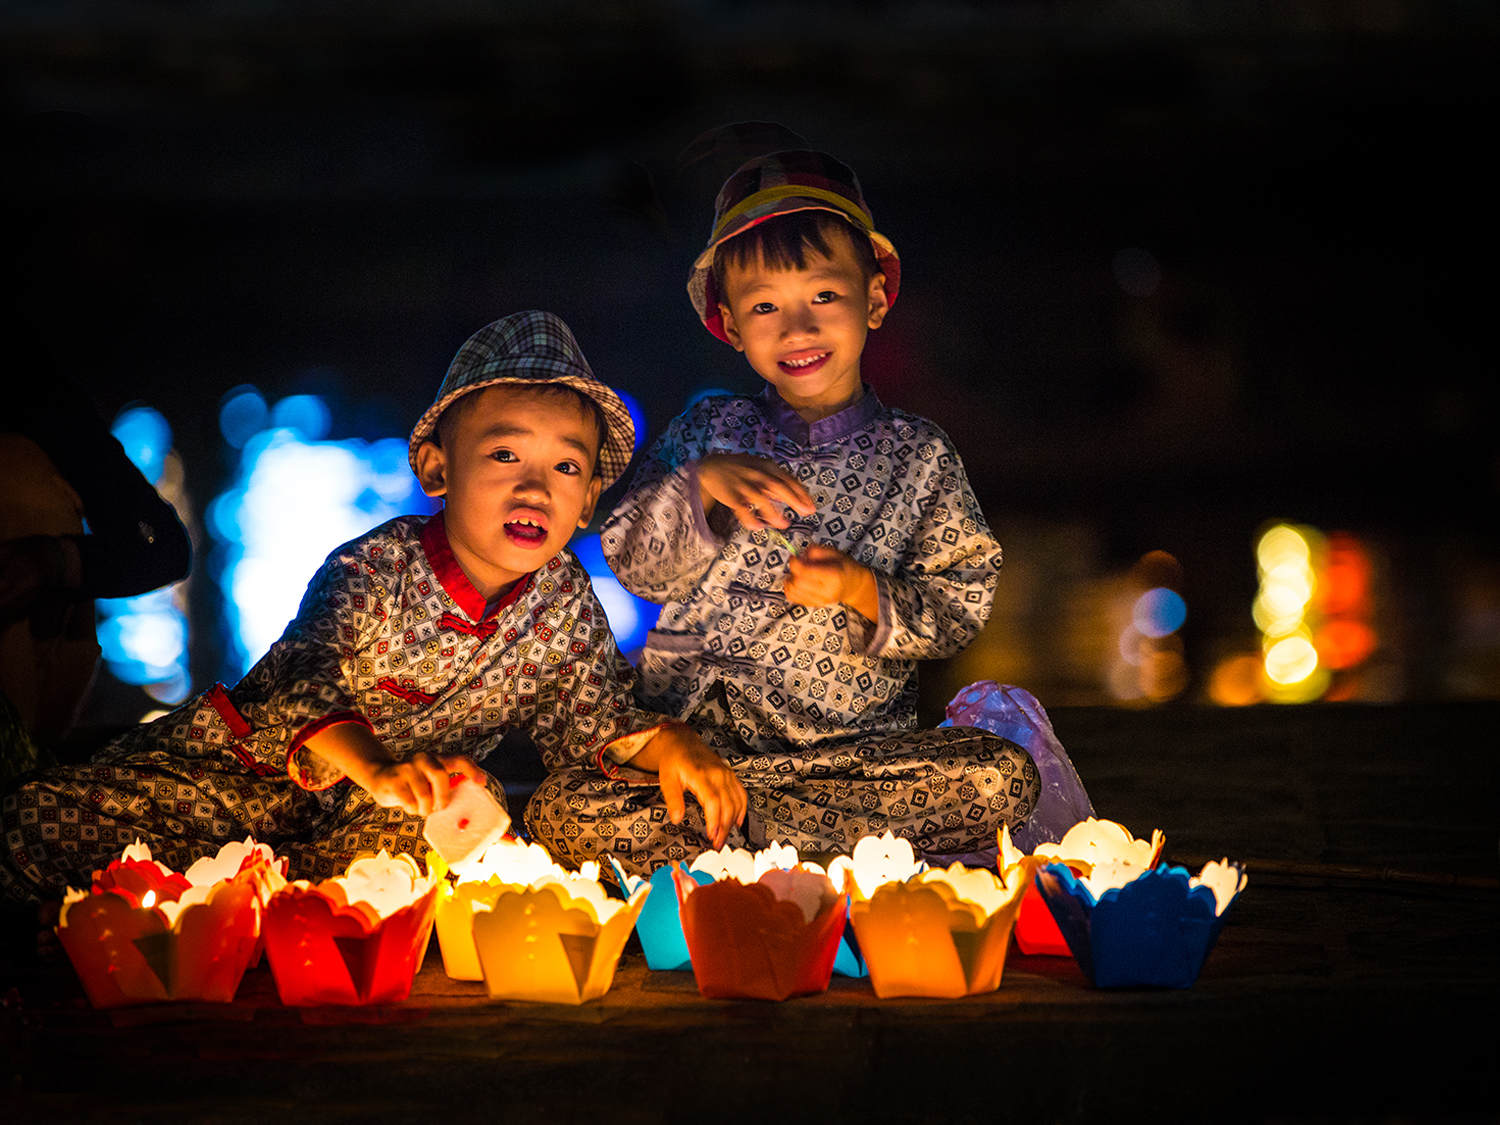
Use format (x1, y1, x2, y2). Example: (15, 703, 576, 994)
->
(419, 512, 532, 623)
(762, 383, 882, 447)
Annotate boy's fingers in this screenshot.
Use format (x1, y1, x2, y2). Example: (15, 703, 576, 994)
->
(660, 768, 686, 825)
(412, 756, 451, 813)
(696, 786, 725, 848)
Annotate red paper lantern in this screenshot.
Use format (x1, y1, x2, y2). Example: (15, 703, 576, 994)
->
(262, 878, 438, 1006)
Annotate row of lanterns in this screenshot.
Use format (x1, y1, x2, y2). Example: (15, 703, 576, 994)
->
(56, 815, 1246, 1009)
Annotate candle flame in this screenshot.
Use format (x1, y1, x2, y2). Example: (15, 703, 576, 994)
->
(141, 890, 157, 909)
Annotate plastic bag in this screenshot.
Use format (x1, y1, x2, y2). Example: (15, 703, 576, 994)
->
(940, 681, 1094, 853)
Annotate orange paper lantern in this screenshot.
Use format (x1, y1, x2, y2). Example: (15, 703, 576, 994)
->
(675, 867, 846, 1001)
(470, 880, 650, 1005)
(56, 842, 262, 1009)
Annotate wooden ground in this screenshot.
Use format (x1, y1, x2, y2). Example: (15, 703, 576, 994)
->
(4, 703, 1496, 1124)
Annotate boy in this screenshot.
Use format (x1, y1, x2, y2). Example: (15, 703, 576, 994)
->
(1, 310, 742, 908)
(527, 151, 1040, 871)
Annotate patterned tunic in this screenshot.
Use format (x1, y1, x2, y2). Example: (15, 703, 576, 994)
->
(605, 386, 1002, 750)
(524, 387, 1038, 873)
(1, 514, 670, 904)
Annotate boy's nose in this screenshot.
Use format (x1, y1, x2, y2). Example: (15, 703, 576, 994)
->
(513, 465, 549, 496)
(783, 306, 819, 337)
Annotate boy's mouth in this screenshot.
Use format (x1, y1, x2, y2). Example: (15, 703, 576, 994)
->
(778, 351, 830, 375)
(503, 515, 549, 548)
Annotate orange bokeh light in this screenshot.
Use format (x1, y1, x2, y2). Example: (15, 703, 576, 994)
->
(1315, 618, 1377, 670)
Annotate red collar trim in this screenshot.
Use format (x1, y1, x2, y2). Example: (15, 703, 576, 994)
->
(420, 513, 532, 623)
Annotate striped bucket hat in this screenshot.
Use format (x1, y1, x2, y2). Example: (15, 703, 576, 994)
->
(409, 311, 636, 488)
(687, 150, 901, 343)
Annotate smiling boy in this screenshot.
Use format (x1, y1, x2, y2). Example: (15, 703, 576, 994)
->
(525, 152, 1041, 871)
(1, 311, 742, 909)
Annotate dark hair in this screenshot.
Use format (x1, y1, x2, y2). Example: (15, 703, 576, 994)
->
(432, 382, 608, 477)
(711, 209, 879, 294)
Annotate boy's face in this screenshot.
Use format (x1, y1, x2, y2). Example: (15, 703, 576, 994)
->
(415, 385, 603, 600)
(717, 226, 889, 419)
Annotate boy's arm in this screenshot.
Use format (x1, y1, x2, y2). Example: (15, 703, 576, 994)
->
(850, 438, 1003, 662)
(616, 723, 745, 849)
(229, 531, 397, 786)
(526, 570, 745, 846)
(600, 411, 725, 603)
(301, 720, 477, 817)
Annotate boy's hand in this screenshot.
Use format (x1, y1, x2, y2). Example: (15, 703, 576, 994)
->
(364, 753, 481, 818)
(784, 543, 880, 621)
(631, 724, 747, 849)
(304, 720, 481, 818)
(696, 454, 815, 531)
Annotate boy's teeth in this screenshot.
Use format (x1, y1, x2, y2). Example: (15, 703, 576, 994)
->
(784, 353, 826, 368)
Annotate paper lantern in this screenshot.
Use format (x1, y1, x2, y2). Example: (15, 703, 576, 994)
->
(610, 861, 713, 972)
(618, 841, 867, 977)
(1000, 820, 1164, 956)
(421, 773, 511, 875)
(1035, 858, 1247, 988)
(433, 838, 605, 981)
(183, 837, 288, 968)
(674, 866, 846, 1001)
(849, 861, 1028, 999)
(56, 840, 263, 1009)
(261, 851, 438, 1006)
(471, 879, 649, 1005)
(433, 838, 647, 1004)
(826, 831, 925, 901)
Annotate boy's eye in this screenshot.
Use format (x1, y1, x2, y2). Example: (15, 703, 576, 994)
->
(555, 461, 581, 476)
(750, 301, 776, 315)
(813, 290, 840, 304)
(490, 449, 517, 462)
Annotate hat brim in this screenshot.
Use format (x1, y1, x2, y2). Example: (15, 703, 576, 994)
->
(687, 202, 900, 343)
(408, 374, 636, 490)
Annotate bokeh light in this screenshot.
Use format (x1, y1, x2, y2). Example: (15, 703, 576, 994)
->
(219, 386, 270, 449)
(270, 394, 332, 440)
(101, 407, 191, 703)
(1107, 552, 1188, 703)
(210, 397, 437, 675)
(1133, 587, 1187, 639)
(616, 389, 648, 452)
(111, 406, 173, 486)
(1243, 522, 1380, 704)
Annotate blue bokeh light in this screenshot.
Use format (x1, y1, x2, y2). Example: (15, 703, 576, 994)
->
(270, 394, 332, 440)
(1133, 587, 1187, 639)
(212, 429, 439, 676)
(615, 388, 649, 452)
(219, 386, 269, 449)
(111, 406, 172, 485)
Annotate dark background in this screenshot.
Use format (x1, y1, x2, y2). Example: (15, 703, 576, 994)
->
(5, 0, 1497, 721)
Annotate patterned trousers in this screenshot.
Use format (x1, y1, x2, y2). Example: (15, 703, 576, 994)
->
(526, 724, 1038, 877)
(0, 750, 455, 907)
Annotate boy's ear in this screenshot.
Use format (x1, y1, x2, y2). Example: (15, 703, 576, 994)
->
(576, 473, 604, 530)
(866, 272, 891, 330)
(414, 440, 449, 498)
(718, 302, 747, 352)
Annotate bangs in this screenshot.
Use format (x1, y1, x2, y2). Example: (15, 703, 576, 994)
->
(712, 210, 877, 287)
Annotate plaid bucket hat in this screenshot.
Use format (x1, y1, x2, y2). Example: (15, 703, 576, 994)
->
(408, 311, 636, 488)
(687, 149, 901, 343)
